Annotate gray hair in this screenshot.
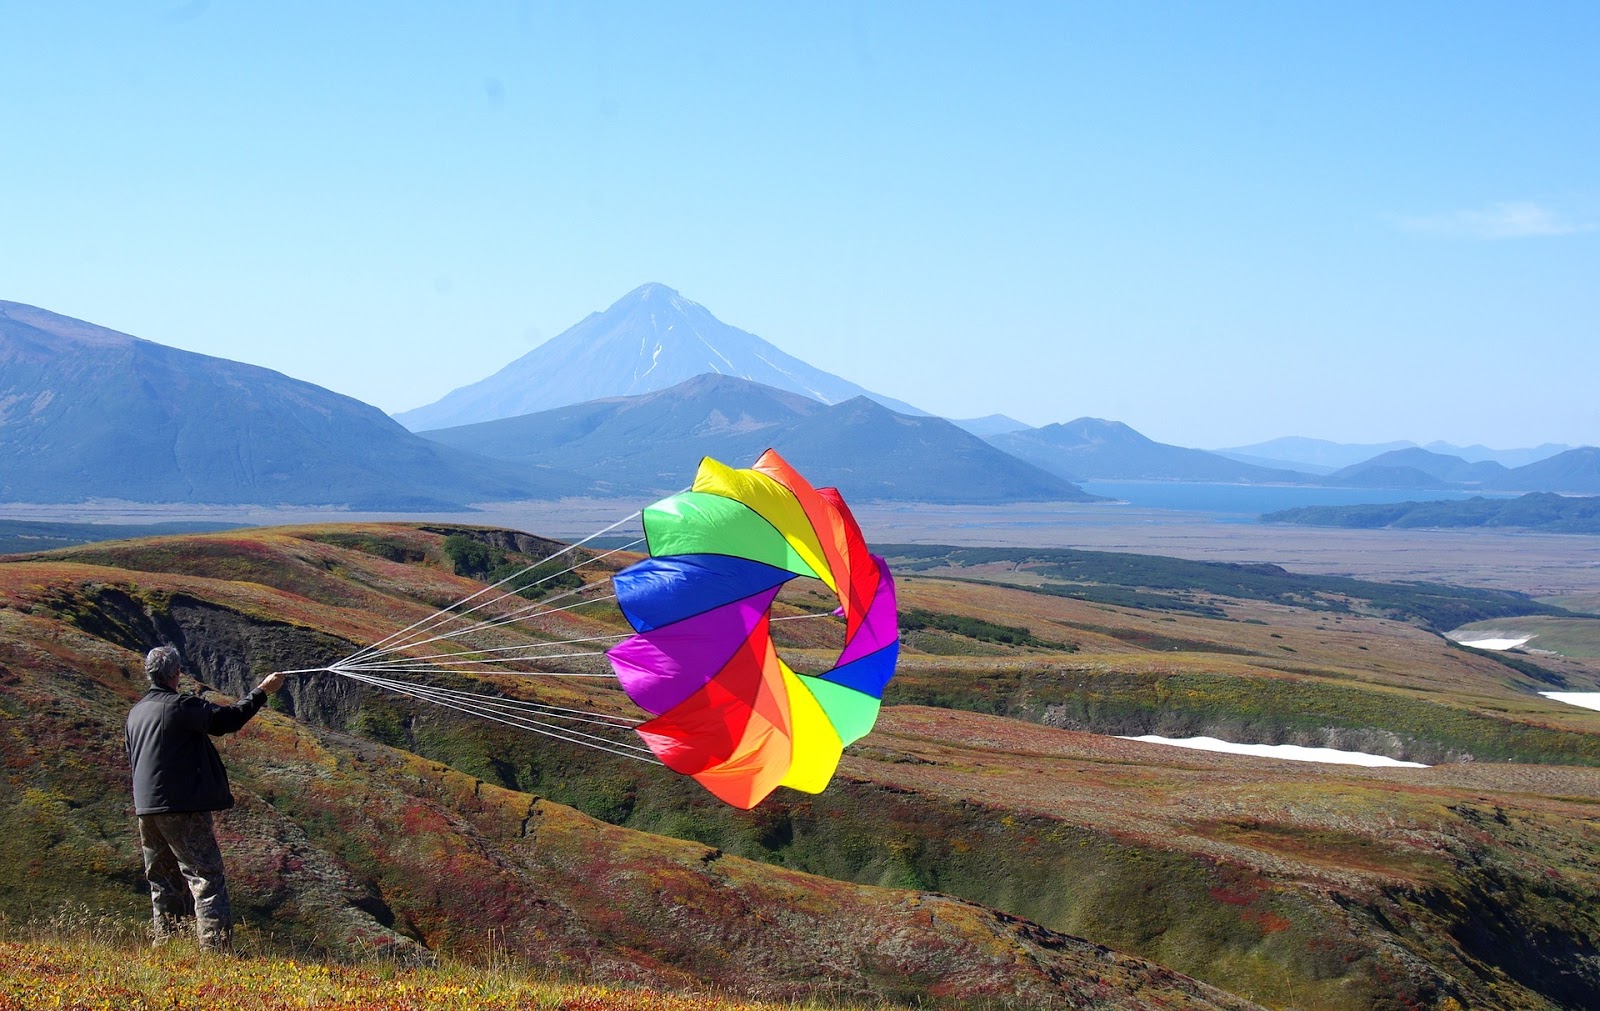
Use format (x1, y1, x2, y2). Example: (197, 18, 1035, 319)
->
(145, 645, 182, 685)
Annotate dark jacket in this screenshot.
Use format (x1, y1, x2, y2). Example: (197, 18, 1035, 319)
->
(126, 683, 269, 816)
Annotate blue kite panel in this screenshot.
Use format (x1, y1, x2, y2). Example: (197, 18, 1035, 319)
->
(614, 554, 797, 632)
(819, 641, 899, 699)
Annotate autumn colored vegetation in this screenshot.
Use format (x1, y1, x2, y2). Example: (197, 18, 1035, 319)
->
(0, 928, 855, 1011)
(3, 522, 1598, 1010)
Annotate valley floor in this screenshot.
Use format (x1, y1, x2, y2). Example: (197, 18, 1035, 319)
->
(6, 499, 1600, 597)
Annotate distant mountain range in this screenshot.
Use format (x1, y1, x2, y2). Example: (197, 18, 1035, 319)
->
(950, 414, 1033, 437)
(992, 424, 1600, 494)
(0, 301, 587, 509)
(1330, 449, 1508, 488)
(1498, 447, 1600, 495)
(986, 419, 1311, 484)
(1326, 447, 1600, 495)
(1217, 436, 1573, 472)
(0, 299, 1088, 508)
(3, 289, 1594, 512)
(420, 374, 1095, 504)
(395, 283, 925, 431)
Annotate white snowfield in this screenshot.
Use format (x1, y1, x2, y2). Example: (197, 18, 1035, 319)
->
(1540, 693, 1600, 713)
(1452, 635, 1534, 650)
(1119, 735, 1430, 768)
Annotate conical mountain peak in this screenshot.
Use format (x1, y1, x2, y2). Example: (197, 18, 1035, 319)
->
(604, 282, 706, 329)
(396, 284, 924, 430)
(623, 281, 685, 304)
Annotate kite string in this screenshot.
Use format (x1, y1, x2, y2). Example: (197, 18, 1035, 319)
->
(341, 544, 634, 666)
(366, 539, 643, 657)
(340, 650, 617, 671)
(311, 490, 712, 765)
(332, 668, 659, 764)
(341, 589, 848, 675)
(355, 584, 622, 662)
(349, 599, 840, 673)
(358, 518, 640, 656)
(340, 514, 645, 665)
(337, 669, 643, 728)
(342, 629, 630, 666)
(318, 664, 616, 678)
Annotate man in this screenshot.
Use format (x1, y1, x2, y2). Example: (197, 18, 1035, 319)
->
(125, 645, 285, 952)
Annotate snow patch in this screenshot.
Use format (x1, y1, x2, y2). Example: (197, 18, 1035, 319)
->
(1540, 692, 1600, 713)
(688, 320, 742, 375)
(1118, 735, 1429, 768)
(638, 342, 663, 380)
(1451, 635, 1534, 650)
(1452, 627, 1536, 652)
(754, 353, 831, 402)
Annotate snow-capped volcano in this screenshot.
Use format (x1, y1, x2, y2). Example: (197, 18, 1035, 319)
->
(395, 283, 923, 431)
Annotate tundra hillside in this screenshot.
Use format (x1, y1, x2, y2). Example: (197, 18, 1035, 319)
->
(2, 524, 1597, 1010)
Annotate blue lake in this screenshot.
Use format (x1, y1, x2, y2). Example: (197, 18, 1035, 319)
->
(1076, 481, 1516, 520)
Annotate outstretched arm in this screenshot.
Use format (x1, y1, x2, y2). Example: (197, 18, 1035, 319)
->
(193, 671, 288, 735)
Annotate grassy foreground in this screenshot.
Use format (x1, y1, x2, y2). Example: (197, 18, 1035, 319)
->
(0, 929, 884, 1011)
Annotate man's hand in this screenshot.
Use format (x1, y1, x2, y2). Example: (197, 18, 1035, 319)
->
(258, 672, 286, 694)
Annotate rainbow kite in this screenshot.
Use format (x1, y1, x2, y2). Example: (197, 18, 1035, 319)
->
(606, 450, 899, 808)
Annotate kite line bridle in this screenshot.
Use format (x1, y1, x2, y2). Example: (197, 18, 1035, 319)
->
(279, 494, 841, 767)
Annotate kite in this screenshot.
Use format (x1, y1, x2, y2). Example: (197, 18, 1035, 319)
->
(606, 449, 899, 808)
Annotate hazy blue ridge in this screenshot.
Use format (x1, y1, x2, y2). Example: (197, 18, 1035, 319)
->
(1211, 436, 1418, 470)
(950, 414, 1033, 437)
(1211, 450, 1339, 476)
(988, 418, 1317, 483)
(1261, 492, 1600, 533)
(394, 282, 927, 430)
(0, 300, 593, 508)
(1040, 427, 1596, 494)
(421, 373, 1097, 503)
(1491, 446, 1600, 494)
(1215, 436, 1571, 471)
(1330, 447, 1508, 487)
(1329, 465, 1457, 490)
(1268, 444, 1598, 494)
(1420, 441, 1574, 468)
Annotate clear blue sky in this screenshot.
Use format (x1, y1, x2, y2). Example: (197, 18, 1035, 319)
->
(4, 2, 1596, 449)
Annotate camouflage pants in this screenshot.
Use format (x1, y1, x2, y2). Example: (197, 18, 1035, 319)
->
(137, 811, 233, 952)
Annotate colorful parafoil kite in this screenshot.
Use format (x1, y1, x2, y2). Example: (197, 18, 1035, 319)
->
(606, 450, 899, 808)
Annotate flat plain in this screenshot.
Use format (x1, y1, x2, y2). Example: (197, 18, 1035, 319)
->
(7, 499, 1598, 598)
